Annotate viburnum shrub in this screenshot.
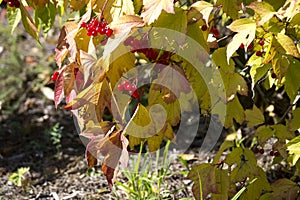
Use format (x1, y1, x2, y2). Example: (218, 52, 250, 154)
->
(6, 0, 300, 198)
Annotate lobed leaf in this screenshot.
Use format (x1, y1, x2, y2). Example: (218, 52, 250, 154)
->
(141, 0, 175, 24)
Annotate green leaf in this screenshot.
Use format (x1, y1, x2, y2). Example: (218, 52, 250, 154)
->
(34, 2, 56, 35)
(245, 105, 265, 127)
(213, 140, 234, 164)
(289, 108, 300, 131)
(70, 0, 87, 11)
(216, 0, 240, 19)
(247, 2, 276, 26)
(277, 33, 300, 58)
(7, 7, 21, 34)
(20, 3, 39, 42)
(287, 136, 300, 165)
(272, 124, 295, 141)
(224, 97, 245, 128)
(254, 126, 274, 146)
(226, 18, 256, 63)
(283, 58, 300, 101)
(187, 21, 208, 52)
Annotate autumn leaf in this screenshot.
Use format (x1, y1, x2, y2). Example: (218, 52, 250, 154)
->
(20, 3, 39, 42)
(277, 33, 300, 59)
(247, 2, 276, 26)
(141, 0, 175, 24)
(70, 0, 88, 11)
(189, 1, 214, 25)
(216, 0, 240, 19)
(79, 50, 97, 86)
(187, 163, 218, 199)
(109, 15, 144, 34)
(226, 18, 256, 63)
(55, 22, 78, 67)
(224, 97, 245, 128)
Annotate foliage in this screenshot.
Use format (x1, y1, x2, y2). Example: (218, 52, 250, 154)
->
(45, 122, 63, 152)
(6, 0, 300, 198)
(8, 167, 30, 188)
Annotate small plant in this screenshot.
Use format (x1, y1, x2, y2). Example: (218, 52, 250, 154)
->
(113, 140, 182, 199)
(45, 123, 63, 152)
(8, 167, 30, 188)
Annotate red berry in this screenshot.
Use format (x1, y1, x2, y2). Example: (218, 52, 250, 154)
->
(8, 1, 14, 7)
(201, 25, 208, 31)
(99, 28, 106, 35)
(256, 51, 263, 57)
(130, 90, 140, 99)
(210, 28, 219, 38)
(99, 22, 107, 28)
(124, 83, 133, 91)
(91, 19, 99, 27)
(239, 43, 245, 49)
(51, 71, 60, 81)
(259, 149, 264, 154)
(4, 0, 9, 2)
(259, 40, 265, 46)
(274, 151, 280, 157)
(105, 28, 113, 37)
(86, 25, 93, 32)
(117, 83, 125, 91)
(253, 148, 259, 154)
(80, 22, 87, 28)
(92, 30, 97, 37)
(271, 73, 277, 79)
(270, 150, 274, 156)
(87, 31, 92, 36)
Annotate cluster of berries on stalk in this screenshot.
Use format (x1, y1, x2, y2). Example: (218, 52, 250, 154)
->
(124, 35, 172, 66)
(4, 0, 20, 8)
(80, 18, 113, 37)
(251, 146, 280, 157)
(117, 79, 140, 100)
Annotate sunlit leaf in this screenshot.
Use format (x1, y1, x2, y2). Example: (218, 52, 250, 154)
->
(20, 3, 39, 42)
(277, 33, 300, 58)
(110, 15, 144, 34)
(226, 18, 256, 63)
(141, 0, 175, 24)
(247, 2, 276, 26)
(34, 2, 56, 35)
(7, 7, 21, 34)
(189, 1, 214, 24)
(224, 97, 245, 129)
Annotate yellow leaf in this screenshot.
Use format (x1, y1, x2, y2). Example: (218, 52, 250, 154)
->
(70, 0, 88, 11)
(247, 2, 276, 26)
(141, 0, 174, 24)
(226, 18, 256, 63)
(277, 33, 300, 58)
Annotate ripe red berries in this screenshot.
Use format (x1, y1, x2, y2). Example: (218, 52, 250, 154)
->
(51, 71, 60, 81)
(210, 28, 220, 38)
(5, 0, 20, 8)
(81, 18, 113, 38)
(259, 40, 265, 46)
(256, 51, 263, 57)
(117, 80, 140, 99)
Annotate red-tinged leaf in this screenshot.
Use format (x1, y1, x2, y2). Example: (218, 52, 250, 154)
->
(64, 81, 103, 110)
(80, 50, 97, 86)
(55, 22, 78, 67)
(110, 15, 144, 34)
(20, 3, 39, 42)
(247, 2, 276, 26)
(98, 130, 125, 189)
(141, 0, 175, 24)
(54, 67, 67, 108)
(63, 63, 76, 96)
(153, 64, 191, 99)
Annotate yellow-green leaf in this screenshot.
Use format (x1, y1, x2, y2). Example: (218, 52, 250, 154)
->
(283, 58, 300, 101)
(226, 18, 256, 63)
(289, 108, 300, 131)
(245, 105, 265, 127)
(255, 126, 274, 145)
(277, 33, 300, 58)
(247, 2, 276, 26)
(224, 97, 245, 128)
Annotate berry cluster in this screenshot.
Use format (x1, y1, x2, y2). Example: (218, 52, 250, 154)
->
(4, 0, 20, 8)
(251, 146, 281, 157)
(239, 43, 253, 50)
(124, 36, 172, 65)
(51, 71, 60, 81)
(80, 18, 113, 37)
(117, 80, 140, 99)
(255, 39, 265, 57)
